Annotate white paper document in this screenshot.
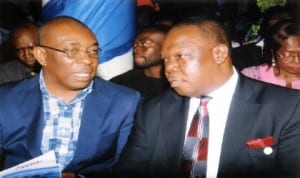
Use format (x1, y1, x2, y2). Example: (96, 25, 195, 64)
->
(0, 151, 61, 178)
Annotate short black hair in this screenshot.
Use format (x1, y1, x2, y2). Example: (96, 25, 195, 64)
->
(172, 14, 231, 51)
(261, 5, 296, 38)
(138, 23, 170, 35)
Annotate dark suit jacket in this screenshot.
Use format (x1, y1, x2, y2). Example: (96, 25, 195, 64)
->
(115, 74, 300, 178)
(0, 75, 140, 176)
(110, 68, 169, 100)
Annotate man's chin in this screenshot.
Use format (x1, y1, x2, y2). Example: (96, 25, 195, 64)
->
(25, 61, 37, 67)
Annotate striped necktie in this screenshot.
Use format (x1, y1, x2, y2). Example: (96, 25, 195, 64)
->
(182, 96, 212, 178)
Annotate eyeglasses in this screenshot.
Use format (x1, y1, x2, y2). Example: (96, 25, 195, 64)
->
(133, 40, 155, 48)
(276, 51, 300, 61)
(39, 45, 102, 58)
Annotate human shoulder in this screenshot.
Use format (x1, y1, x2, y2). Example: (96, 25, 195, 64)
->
(0, 60, 27, 83)
(0, 59, 24, 68)
(0, 75, 37, 90)
(93, 76, 141, 99)
(0, 60, 27, 75)
(110, 69, 143, 84)
(138, 88, 187, 111)
(0, 76, 39, 102)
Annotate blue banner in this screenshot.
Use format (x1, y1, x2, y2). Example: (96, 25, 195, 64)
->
(42, 0, 136, 79)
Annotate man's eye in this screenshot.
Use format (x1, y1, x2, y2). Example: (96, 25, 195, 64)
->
(180, 54, 191, 60)
(143, 41, 151, 45)
(177, 54, 185, 59)
(68, 49, 79, 54)
(89, 49, 98, 54)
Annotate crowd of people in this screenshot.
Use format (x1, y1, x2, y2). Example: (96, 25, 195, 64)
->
(0, 0, 299, 177)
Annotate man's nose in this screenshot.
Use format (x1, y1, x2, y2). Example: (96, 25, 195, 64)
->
(294, 53, 300, 63)
(76, 52, 95, 64)
(24, 49, 33, 59)
(164, 57, 178, 73)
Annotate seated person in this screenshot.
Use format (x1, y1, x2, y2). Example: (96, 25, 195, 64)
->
(110, 24, 170, 100)
(0, 20, 41, 84)
(242, 19, 300, 89)
(232, 5, 295, 71)
(0, 16, 140, 178)
(115, 15, 300, 178)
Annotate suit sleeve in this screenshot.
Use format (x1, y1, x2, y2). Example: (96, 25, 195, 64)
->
(115, 92, 141, 162)
(114, 99, 157, 177)
(277, 97, 300, 177)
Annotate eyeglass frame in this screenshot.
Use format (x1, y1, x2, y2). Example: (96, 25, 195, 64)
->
(38, 45, 102, 58)
(275, 50, 300, 61)
(133, 39, 158, 48)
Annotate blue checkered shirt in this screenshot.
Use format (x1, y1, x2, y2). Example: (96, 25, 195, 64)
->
(39, 72, 93, 169)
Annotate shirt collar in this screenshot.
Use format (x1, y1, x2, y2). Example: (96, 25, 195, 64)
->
(190, 67, 238, 101)
(209, 67, 238, 100)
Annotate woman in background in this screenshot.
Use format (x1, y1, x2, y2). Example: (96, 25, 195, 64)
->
(242, 19, 300, 89)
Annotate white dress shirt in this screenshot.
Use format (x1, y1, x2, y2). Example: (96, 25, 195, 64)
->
(186, 67, 238, 178)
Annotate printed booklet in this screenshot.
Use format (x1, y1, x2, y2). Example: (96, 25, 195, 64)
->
(0, 151, 61, 178)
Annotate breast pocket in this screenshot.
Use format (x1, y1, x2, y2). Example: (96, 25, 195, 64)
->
(247, 146, 277, 168)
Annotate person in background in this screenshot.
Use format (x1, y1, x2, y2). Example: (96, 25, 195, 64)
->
(0, 16, 140, 178)
(115, 15, 300, 178)
(256, 5, 295, 63)
(0, 20, 41, 84)
(242, 19, 300, 89)
(110, 24, 169, 100)
(231, 5, 295, 71)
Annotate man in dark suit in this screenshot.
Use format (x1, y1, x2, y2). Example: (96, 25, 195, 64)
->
(115, 15, 300, 178)
(0, 16, 140, 177)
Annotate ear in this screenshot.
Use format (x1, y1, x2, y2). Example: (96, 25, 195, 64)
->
(212, 44, 229, 64)
(33, 46, 47, 66)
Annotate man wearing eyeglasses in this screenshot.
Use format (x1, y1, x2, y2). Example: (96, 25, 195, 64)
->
(0, 16, 140, 178)
(110, 24, 170, 100)
(0, 20, 41, 84)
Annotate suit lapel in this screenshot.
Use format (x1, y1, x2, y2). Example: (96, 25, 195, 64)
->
(218, 76, 260, 174)
(160, 90, 190, 171)
(23, 77, 44, 158)
(67, 83, 111, 169)
(23, 77, 111, 168)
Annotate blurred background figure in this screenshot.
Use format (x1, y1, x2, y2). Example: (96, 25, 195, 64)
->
(110, 24, 170, 100)
(231, 5, 296, 71)
(242, 19, 300, 89)
(0, 0, 41, 64)
(0, 20, 40, 84)
(259, 5, 296, 62)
